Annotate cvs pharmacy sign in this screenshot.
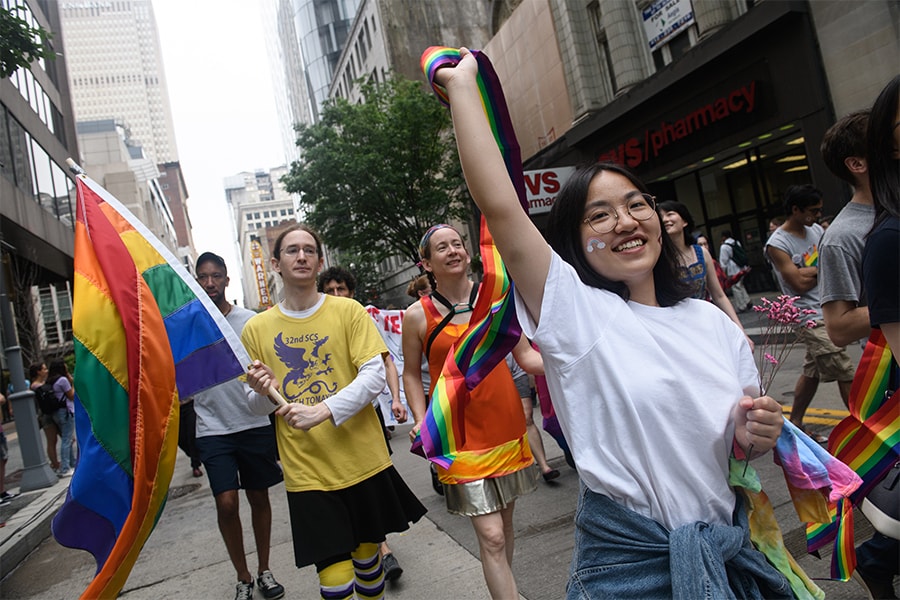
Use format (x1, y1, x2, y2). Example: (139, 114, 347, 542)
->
(525, 166, 575, 215)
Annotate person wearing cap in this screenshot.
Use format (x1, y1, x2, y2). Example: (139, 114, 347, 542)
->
(192, 251, 285, 600)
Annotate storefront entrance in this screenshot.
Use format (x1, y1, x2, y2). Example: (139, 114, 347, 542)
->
(647, 121, 816, 293)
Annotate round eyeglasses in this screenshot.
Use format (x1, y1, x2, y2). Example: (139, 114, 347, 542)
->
(582, 193, 657, 234)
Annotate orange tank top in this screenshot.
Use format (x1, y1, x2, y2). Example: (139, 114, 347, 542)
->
(421, 292, 532, 483)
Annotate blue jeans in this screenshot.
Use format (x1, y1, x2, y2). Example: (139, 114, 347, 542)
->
(567, 483, 791, 599)
(53, 408, 75, 471)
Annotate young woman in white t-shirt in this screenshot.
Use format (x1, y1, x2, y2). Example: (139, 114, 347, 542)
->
(433, 48, 787, 598)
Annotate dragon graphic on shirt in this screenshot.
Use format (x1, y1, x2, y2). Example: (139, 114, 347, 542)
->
(273, 332, 336, 403)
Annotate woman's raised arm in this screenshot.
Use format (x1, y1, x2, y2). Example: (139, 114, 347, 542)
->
(434, 48, 551, 322)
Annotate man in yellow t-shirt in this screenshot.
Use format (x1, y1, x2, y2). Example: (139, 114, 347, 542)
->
(244, 224, 426, 600)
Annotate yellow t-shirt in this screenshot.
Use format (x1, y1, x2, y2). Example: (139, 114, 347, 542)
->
(241, 296, 390, 492)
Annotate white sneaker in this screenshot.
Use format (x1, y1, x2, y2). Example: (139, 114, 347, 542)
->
(57, 469, 72, 478)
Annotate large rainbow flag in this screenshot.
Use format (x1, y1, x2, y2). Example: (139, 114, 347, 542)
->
(52, 172, 251, 598)
(414, 47, 527, 468)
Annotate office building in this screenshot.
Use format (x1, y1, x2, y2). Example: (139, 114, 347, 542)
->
(1, 0, 79, 363)
(485, 0, 898, 292)
(224, 167, 298, 309)
(59, 0, 179, 164)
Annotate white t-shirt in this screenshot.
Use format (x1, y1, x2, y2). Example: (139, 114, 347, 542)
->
(193, 305, 272, 437)
(516, 252, 758, 530)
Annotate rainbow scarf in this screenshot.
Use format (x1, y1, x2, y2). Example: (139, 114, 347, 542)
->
(730, 417, 863, 598)
(805, 329, 899, 577)
(52, 175, 250, 598)
(416, 47, 527, 468)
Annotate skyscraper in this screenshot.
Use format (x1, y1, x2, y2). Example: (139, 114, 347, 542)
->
(59, 0, 179, 163)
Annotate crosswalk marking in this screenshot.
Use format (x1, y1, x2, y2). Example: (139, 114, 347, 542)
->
(780, 406, 849, 426)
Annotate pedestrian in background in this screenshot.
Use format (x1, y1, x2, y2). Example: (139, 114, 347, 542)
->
(29, 362, 59, 472)
(765, 185, 855, 440)
(177, 398, 203, 478)
(191, 252, 285, 600)
(818, 109, 874, 350)
(659, 201, 751, 349)
(47, 359, 76, 477)
(719, 230, 753, 312)
(0, 391, 14, 504)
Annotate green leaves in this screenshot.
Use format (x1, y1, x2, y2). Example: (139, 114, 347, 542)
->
(0, 7, 55, 79)
(282, 75, 470, 268)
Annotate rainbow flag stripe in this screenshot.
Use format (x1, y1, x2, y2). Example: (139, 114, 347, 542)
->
(805, 329, 898, 577)
(417, 47, 526, 468)
(803, 246, 819, 267)
(52, 175, 249, 598)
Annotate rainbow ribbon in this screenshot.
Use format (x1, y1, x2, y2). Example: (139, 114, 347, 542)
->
(416, 47, 527, 468)
(805, 329, 898, 578)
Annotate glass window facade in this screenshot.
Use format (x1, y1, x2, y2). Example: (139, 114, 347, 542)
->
(651, 124, 810, 292)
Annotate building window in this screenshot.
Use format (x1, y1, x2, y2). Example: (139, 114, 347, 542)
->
(588, 2, 618, 96)
(651, 25, 697, 71)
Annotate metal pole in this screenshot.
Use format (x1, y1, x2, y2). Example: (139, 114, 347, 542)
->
(0, 244, 57, 491)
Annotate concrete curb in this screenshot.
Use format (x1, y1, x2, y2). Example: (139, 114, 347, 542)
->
(0, 479, 68, 579)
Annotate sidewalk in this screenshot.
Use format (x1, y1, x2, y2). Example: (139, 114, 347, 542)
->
(0, 417, 515, 599)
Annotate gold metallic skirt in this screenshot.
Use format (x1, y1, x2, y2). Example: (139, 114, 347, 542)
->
(443, 464, 539, 517)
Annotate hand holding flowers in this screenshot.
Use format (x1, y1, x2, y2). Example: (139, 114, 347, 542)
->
(737, 295, 817, 472)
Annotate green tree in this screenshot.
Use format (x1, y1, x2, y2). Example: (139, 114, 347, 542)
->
(0, 6, 55, 79)
(283, 75, 470, 268)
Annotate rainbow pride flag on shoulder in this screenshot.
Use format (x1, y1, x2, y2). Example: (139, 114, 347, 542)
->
(52, 171, 251, 599)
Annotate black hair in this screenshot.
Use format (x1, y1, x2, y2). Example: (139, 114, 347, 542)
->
(48, 358, 68, 386)
(657, 200, 696, 247)
(318, 266, 356, 294)
(820, 110, 869, 185)
(28, 362, 45, 380)
(866, 75, 900, 227)
(196, 251, 227, 274)
(272, 223, 323, 260)
(783, 184, 823, 215)
(545, 162, 691, 306)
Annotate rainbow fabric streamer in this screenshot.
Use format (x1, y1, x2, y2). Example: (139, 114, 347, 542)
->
(729, 418, 862, 597)
(416, 47, 527, 468)
(805, 329, 898, 577)
(52, 174, 250, 598)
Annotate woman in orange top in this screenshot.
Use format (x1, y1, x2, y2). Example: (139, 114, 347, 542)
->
(402, 224, 541, 600)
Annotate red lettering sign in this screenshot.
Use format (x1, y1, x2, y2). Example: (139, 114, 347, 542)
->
(598, 81, 757, 168)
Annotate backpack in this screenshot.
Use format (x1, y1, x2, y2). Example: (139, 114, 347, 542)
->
(35, 383, 65, 415)
(727, 240, 749, 267)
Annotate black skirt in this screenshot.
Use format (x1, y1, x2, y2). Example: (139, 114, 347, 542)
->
(286, 465, 427, 568)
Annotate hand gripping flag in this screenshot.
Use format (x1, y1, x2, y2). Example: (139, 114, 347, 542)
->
(414, 47, 528, 470)
(52, 169, 252, 599)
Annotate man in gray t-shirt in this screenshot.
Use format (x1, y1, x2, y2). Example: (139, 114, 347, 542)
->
(818, 110, 876, 348)
(765, 185, 855, 437)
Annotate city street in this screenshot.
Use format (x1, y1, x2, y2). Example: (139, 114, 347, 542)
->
(0, 329, 891, 599)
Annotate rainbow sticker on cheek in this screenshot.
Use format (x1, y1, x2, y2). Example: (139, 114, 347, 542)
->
(586, 238, 606, 253)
